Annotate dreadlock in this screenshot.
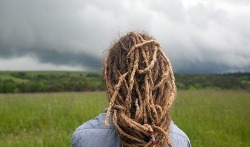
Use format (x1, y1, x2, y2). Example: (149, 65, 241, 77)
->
(103, 32, 176, 147)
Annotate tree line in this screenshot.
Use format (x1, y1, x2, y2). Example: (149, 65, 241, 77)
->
(0, 72, 104, 93)
(0, 71, 249, 93)
(175, 73, 250, 90)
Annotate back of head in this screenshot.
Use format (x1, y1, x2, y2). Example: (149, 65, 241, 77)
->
(103, 31, 176, 147)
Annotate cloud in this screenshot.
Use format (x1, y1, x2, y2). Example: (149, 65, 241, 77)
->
(0, 56, 85, 71)
(0, 0, 249, 73)
(0, 45, 102, 71)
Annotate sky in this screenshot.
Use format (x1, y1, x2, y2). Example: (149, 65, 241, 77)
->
(0, 0, 250, 73)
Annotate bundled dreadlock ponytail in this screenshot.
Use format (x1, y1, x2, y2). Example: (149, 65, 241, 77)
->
(103, 32, 176, 147)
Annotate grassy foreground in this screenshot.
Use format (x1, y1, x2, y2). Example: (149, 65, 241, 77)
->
(0, 90, 249, 147)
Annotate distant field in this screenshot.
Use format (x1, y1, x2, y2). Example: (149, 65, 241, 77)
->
(1, 71, 249, 93)
(0, 71, 104, 93)
(0, 90, 249, 147)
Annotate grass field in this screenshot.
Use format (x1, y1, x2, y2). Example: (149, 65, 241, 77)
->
(0, 90, 249, 147)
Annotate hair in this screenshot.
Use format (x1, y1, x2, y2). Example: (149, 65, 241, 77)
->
(103, 31, 176, 147)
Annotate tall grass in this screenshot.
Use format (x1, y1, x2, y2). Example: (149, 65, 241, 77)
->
(0, 92, 107, 147)
(0, 90, 249, 147)
(171, 89, 250, 147)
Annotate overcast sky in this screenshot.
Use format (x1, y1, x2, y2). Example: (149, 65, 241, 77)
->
(0, 0, 249, 73)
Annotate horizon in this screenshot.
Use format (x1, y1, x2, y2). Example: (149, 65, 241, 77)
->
(0, 70, 249, 75)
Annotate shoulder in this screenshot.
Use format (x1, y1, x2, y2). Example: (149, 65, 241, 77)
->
(74, 113, 110, 130)
(169, 121, 191, 147)
(72, 114, 191, 147)
(71, 113, 120, 147)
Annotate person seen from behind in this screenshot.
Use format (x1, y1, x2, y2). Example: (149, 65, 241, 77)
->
(72, 31, 191, 147)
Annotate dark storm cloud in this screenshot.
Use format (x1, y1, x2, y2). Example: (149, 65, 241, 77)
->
(0, 0, 249, 73)
(33, 49, 102, 71)
(0, 45, 101, 71)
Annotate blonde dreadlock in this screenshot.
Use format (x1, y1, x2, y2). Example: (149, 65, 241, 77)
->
(103, 32, 176, 147)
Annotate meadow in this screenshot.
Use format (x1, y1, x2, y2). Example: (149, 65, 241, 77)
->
(0, 89, 249, 147)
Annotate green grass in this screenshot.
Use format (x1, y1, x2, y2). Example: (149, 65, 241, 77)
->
(0, 92, 107, 147)
(171, 89, 250, 147)
(0, 90, 249, 147)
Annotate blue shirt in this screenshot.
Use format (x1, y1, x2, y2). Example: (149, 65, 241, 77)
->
(72, 113, 191, 147)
